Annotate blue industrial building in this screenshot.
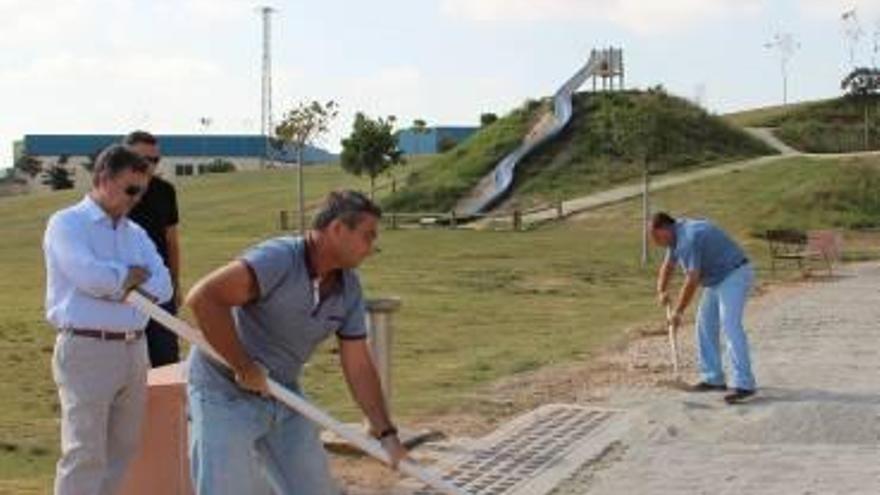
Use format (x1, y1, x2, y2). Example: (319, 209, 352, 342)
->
(396, 126, 478, 155)
(21, 134, 336, 178)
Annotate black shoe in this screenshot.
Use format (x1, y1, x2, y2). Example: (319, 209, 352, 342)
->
(724, 388, 757, 404)
(687, 381, 727, 392)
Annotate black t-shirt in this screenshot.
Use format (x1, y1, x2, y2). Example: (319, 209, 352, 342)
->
(129, 176, 179, 264)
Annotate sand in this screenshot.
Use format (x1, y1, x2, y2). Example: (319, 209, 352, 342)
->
(553, 263, 880, 494)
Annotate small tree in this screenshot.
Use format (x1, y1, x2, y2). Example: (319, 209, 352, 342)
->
(340, 112, 405, 198)
(438, 136, 458, 153)
(14, 154, 41, 177)
(480, 112, 498, 127)
(43, 165, 74, 190)
(81, 151, 99, 173)
(275, 100, 339, 233)
(841, 67, 880, 96)
(410, 118, 429, 154)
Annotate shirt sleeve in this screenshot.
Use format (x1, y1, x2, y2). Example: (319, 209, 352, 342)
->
(337, 272, 367, 340)
(133, 223, 173, 304)
(44, 213, 128, 298)
(239, 238, 293, 300)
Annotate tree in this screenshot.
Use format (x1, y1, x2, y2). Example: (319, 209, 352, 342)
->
(480, 112, 498, 127)
(81, 151, 99, 173)
(275, 100, 339, 233)
(14, 154, 41, 177)
(410, 119, 429, 154)
(438, 136, 458, 153)
(43, 165, 74, 190)
(841, 67, 880, 96)
(340, 112, 405, 198)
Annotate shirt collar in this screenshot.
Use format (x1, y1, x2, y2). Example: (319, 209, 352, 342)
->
(671, 220, 685, 250)
(302, 236, 344, 293)
(80, 194, 119, 226)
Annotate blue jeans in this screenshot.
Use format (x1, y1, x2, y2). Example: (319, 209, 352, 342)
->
(187, 356, 339, 495)
(695, 264, 757, 390)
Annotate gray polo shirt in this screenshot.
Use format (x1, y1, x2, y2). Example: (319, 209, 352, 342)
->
(667, 219, 748, 287)
(189, 236, 367, 391)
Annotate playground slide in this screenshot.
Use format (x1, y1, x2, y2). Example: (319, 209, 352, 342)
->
(454, 52, 605, 216)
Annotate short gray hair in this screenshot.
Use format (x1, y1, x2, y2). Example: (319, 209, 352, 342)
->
(312, 190, 382, 230)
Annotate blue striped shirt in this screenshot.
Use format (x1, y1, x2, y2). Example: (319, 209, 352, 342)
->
(43, 195, 173, 331)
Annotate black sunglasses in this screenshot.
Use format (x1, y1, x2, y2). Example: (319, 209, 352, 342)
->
(143, 156, 161, 164)
(124, 185, 145, 197)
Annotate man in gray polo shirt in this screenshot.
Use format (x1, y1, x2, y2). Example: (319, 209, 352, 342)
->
(650, 212, 757, 404)
(185, 190, 406, 494)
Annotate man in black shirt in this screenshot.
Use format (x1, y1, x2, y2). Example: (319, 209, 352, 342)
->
(125, 131, 182, 366)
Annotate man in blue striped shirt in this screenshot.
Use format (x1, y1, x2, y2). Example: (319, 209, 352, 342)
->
(43, 145, 173, 495)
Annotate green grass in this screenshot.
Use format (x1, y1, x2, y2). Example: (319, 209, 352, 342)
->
(510, 91, 775, 208)
(728, 95, 880, 153)
(2, 155, 879, 489)
(384, 90, 775, 212)
(383, 100, 545, 212)
(723, 100, 829, 127)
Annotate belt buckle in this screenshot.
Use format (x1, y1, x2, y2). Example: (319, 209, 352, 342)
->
(124, 331, 136, 342)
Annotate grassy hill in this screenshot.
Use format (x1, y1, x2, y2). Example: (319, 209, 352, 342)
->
(382, 99, 546, 212)
(723, 100, 828, 128)
(511, 90, 775, 208)
(384, 89, 776, 212)
(2, 156, 880, 491)
(725, 96, 880, 153)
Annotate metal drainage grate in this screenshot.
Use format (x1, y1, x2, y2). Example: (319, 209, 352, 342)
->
(401, 404, 626, 495)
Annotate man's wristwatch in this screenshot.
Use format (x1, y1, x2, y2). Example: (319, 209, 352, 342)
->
(374, 425, 398, 440)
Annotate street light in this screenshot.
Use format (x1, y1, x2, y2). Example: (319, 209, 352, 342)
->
(199, 117, 212, 174)
(764, 32, 800, 105)
(841, 9, 864, 69)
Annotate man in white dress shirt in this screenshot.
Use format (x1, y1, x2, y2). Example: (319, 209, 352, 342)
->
(43, 144, 173, 495)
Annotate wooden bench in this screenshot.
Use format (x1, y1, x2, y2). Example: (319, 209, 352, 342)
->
(765, 229, 842, 275)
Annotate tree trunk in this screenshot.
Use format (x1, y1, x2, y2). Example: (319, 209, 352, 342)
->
(297, 146, 305, 234)
(641, 163, 651, 267)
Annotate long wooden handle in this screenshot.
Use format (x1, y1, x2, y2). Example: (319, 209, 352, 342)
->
(665, 304, 681, 375)
(126, 290, 469, 495)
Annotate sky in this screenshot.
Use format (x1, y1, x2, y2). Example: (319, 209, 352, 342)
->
(3, 0, 880, 168)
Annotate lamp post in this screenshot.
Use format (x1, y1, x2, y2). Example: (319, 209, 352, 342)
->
(763, 32, 799, 105)
(199, 117, 212, 174)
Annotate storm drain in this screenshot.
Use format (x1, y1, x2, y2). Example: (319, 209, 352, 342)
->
(400, 404, 627, 495)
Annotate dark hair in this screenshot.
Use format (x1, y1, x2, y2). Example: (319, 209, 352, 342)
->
(312, 190, 382, 230)
(122, 130, 158, 146)
(92, 145, 150, 186)
(650, 211, 676, 230)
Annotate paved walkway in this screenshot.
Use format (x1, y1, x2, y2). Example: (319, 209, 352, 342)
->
(557, 263, 880, 494)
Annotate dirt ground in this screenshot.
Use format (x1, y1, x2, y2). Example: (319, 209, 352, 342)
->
(330, 273, 814, 494)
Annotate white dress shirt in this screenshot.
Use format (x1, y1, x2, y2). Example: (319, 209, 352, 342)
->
(43, 195, 173, 332)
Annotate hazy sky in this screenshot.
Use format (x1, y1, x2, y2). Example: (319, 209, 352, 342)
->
(3, 0, 880, 167)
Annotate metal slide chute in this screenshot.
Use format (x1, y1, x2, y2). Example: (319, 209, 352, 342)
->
(454, 48, 623, 217)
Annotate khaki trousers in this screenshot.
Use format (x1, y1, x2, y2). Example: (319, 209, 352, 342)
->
(52, 332, 149, 495)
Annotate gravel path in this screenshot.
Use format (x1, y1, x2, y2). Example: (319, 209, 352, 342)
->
(554, 263, 880, 495)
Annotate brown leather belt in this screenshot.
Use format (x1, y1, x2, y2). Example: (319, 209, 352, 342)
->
(64, 328, 144, 342)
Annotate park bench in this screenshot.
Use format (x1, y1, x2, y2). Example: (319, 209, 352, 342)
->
(765, 229, 842, 276)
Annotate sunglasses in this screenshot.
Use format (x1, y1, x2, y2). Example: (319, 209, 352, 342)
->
(143, 156, 161, 165)
(124, 185, 145, 197)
